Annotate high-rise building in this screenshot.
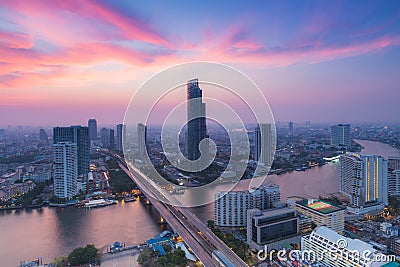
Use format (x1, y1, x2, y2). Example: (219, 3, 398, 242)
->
(388, 170, 400, 197)
(301, 226, 392, 267)
(331, 124, 351, 147)
(388, 157, 400, 171)
(53, 142, 78, 198)
(0, 129, 4, 136)
(88, 119, 97, 141)
(100, 128, 114, 149)
(186, 79, 208, 162)
(288, 121, 294, 135)
(137, 123, 147, 160)
(53, 126, 90, 176)
(290, 198, 345, 234)
(39, 128, 48, 142)
(254, 123, 273, 165)
(214, 184, 280, 227)
(340, 153, 388, 208)
(116, 124, 126, 152)
(247, 207, 300, 251)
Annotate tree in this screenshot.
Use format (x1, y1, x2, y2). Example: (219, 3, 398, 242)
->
(54, 256, 68, 267)
(68, 244, 98, 266)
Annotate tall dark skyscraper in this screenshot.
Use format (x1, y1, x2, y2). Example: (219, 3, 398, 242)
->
(186, 79, 207, 161)
(116, 123, 125, 152)
(137, 123, 147, 160)
(88, 119, 97, 141)
(53, 126, 90, 176)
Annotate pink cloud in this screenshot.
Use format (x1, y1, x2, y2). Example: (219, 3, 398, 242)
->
(0, 31, 33, 49)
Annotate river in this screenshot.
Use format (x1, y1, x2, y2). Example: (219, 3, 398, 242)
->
(1, 139, 399, 266)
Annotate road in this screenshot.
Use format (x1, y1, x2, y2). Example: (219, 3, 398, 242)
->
(108, 152, 248, 267)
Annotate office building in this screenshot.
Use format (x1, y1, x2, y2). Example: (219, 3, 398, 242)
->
(340, 153, 388, 209)
(53, 126, 90, 176)
(186, 79, 208, 163)
(331, 124, 351, 147)
(53, 142, 78, 198)
(388, 170, 400, 197)
(288, 121, 294, 135)
(290, 198, 345, 234)
(116, 123, 126, 152)
(39, 128, 48, 142)
(100, 128, 114, 149)
(247, 207, 300, 251)
(214, 184, 280, 227)
(301, 226, 392, 267)
(254, 123, 274, 165)
(137, 123, 147, 160)
(88, 119, 97, 141)
(388, 157, 400, 171)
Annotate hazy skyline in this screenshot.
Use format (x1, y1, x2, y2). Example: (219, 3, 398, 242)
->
(1, 0, 400, 126)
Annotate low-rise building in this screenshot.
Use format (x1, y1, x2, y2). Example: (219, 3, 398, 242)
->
(302, 226, 394, 267)
(289, 198, 345, 234)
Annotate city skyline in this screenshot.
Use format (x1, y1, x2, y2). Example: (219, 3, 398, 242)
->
(1, 1, 400, 126)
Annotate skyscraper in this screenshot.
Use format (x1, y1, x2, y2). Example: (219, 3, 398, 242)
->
(186, 79, 207, 162)
(137, 123, 147, 160)
(53, 126, 90, 176)
(116, 123, 126, 152)
(39, 128, 48, 142)
(340, 153, 388, 207)
(53, 142, 78, 198)
(288, 121, 294, 135)
(100, 128, 114, 149)
(331, 123, 351, 147)
(254, 123, 273, 165)
(88, 119, 97, 141)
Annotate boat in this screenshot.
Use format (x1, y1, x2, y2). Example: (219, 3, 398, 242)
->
(85, 199, 117, 209)
(124, 194, 136, 202)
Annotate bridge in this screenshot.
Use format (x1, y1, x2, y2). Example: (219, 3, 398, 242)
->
(107, 152, 248, 267)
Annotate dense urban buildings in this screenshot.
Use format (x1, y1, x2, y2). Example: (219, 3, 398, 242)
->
(53, 142, 78, 198)
(254, 123, 274, 165)
(88, 119, 97, 141)
(53, 126, 90, 176)
(246, 207, 300, 251)
(186, 79, 208, 165)
(340, 153, 388, 212)
(214, 184, 280, 227)
(301, 226, 392, 267)
(331, 123, 351, 147)
(289, 198, 345, 234)
(116, 123, 125, 152)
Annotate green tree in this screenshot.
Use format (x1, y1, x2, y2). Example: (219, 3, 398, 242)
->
(53, 256, 68, 267)
(68, 244, 98, 266)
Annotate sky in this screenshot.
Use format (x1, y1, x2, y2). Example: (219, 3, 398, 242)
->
(0, 0, 400, 127)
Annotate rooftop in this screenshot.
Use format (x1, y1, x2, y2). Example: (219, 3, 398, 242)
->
(297, 199, 345, 214)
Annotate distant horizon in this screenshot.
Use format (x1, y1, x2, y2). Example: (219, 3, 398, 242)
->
(1, 120, 399, 130)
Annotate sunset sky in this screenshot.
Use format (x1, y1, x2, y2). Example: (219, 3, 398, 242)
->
(1, 0, 400, 127)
